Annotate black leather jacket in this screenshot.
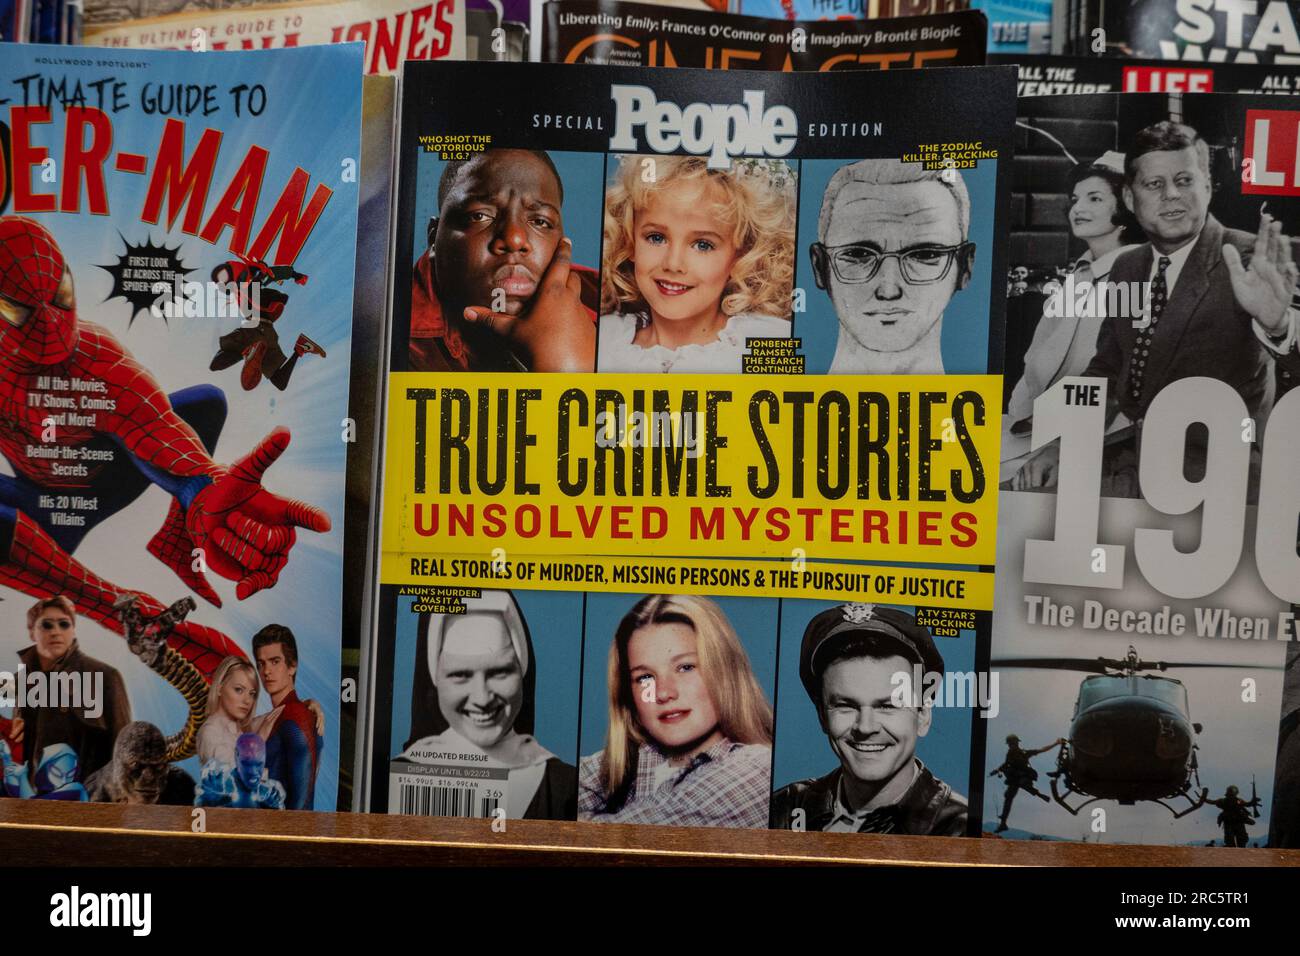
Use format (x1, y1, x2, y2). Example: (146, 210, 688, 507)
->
(770, 759, 968, 836)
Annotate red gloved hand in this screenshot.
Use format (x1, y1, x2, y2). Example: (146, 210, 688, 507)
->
(185, 428, 331, 600)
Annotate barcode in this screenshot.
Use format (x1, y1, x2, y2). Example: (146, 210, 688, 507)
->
(396, 781, 502, 819)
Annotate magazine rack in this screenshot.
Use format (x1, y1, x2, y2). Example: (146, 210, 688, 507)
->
(3, 802, 1294, 866)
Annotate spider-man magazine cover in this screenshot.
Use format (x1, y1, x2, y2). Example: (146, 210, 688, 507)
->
(0, 43, 364, 812)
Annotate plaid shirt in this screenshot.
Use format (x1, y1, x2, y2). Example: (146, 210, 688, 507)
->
(579, 739, 772, 829)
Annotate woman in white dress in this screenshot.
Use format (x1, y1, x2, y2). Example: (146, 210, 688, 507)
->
(1009, 153, 1141, 427)
(1003, 153, 1142, 480)
(598, 155, 796, 373)
(196, 656, 260, 769)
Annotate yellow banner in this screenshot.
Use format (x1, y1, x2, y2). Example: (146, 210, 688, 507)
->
(381, 372, 1001, 565)
(381, 552, 995, 611)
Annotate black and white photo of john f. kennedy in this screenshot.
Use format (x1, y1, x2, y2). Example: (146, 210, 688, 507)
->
(1003, 96, 1300, 500)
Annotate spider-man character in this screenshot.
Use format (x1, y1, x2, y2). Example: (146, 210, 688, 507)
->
(208, 256, 326, 392)
(196, 733, 285, 810)
(0, 215, 331, 679)
(2, 741, 87, 800)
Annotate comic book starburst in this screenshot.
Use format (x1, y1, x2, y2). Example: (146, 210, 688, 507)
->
(98, 233, 194, 327)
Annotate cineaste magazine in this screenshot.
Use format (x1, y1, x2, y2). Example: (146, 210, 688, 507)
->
(996, 90, 1300, 847)
(730, 0, 1049, 54)
(540, 0, 988, 72)
(0, 43, 364, 813)
(362, 60, 1016, 838)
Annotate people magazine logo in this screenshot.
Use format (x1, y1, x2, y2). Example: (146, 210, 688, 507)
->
(608, 85, 797, 168)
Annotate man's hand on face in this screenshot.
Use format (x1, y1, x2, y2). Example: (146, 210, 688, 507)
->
(1011, 444, 1060, 491)
(1223, 213, 1299, 334)
(463, 238, 594, 372)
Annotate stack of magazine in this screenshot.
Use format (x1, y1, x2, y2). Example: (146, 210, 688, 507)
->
(2, 5, 1300, 851)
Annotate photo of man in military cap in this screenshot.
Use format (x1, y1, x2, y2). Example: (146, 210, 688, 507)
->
(769, 602, 967, 836)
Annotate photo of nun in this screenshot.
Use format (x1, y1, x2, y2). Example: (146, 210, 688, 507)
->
(399, 591, 577, 820)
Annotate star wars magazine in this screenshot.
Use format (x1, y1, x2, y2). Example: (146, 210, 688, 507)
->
(541, 0, 988, 70)
(82, 0, 465, 73)
(361, 59, 1016, 838)
(995, 90, 1300, 847)
(0, 43, 364, 813)
(1057, 0, 1300, 63)
(993, 52, 1300, 95)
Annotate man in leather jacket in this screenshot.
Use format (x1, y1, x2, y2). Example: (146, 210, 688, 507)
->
(770, 603, 967, 836)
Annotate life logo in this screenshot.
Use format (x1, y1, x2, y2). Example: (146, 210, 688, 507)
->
(1122, 66, 1213, 93)
(1243, 108, 1300, 195)
(608, 85, 797, 169)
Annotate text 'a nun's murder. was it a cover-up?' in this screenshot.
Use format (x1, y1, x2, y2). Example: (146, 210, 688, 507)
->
(363, 60, 1016, 840)
(0, 44, 364, 813)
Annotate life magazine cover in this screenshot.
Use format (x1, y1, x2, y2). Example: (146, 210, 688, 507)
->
(542, 0, 987, 71)
(0, 44, 363, 813)
(363, 59, 1015, 837)
(996, 91, 1300, 846)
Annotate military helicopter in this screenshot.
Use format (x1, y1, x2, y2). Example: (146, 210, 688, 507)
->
(994, 646, 1260, 818)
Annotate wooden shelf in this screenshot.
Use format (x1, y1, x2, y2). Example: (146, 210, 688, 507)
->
(3, 801, 1295, 866)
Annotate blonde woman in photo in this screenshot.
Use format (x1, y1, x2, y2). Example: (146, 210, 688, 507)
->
(198, 654, 325, 772)
(599, 155, 796, 373)
(579, 595, 774, 828)
(196, 656, 261, 769)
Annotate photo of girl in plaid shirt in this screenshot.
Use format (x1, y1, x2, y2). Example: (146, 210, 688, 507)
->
(578, 595, 774, 829)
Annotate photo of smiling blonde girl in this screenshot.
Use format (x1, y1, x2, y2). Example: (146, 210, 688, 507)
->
(578, 594, 774, 828)
(598, 155, 796, 373)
